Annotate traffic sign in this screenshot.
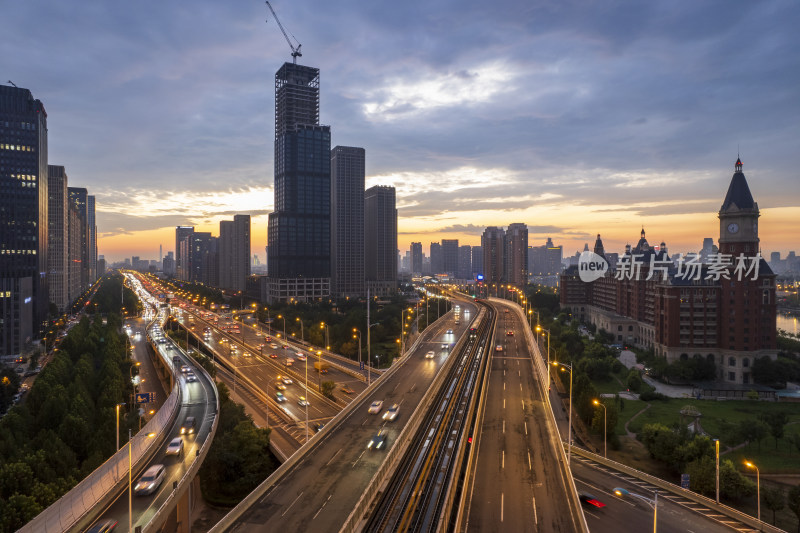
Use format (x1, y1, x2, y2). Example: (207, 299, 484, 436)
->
(680, 473, 690, 489)
(136, 392, 156, 404)
(359, 361, 364, 370)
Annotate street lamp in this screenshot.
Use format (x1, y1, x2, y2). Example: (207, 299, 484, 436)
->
(277, 314, 286, 340)
(714, 439, 720, 504)
(613, 488, 658, 533)
(353, 329, 363, 382)
(593, 399, 607, 458)
(115, 402, 126, 451)
(552, 361, 573, 465)
(745, 460, 760, 526)
(320, 322, 330, 350)
(296, 317, 305, 344)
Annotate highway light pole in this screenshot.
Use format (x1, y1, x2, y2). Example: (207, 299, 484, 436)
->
(745, 460, 760, 526)
(304, 357, 309, 443)
(115, 402, 125, 452)
(128, 429, 132, 533)
(714, 439, 720, 504)
(296, 317, 304, 345)
(553, 361, 573, 465)
(353, 329, 363, 382)
(593, 399, 607, 458)
(277, 314, 286, 341)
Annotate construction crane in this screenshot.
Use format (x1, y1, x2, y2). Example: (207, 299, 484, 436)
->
(265, 1, 302, 63)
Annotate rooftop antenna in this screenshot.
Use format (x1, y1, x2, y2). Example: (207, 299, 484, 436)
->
(265, 1, 302, 64)
(8, 80, 17, 88)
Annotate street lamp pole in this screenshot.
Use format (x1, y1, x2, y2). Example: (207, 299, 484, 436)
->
(593, 399, 607, 458)
(277, 315, 286, 341)
(116, 403, 125, 452)
(714, 439, 720, 504)
(353, 329, 363, 382)
(553, 361, 573, 465)
(745, 461, 760, 526)
(296, 317, 304, 345)
(304, 357, 309, 443)
(128, 429, 133, 533)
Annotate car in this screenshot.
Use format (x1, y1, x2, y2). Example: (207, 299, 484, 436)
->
(298, 396, 310, 407)
(579, 492, 606, 508)
(313, 422, 325, 433)
(180, 416, 196, 435)
(368, 400, 383, 414)
(165, 437, 183, 456)
(425, 351, 435, 359)
(296, 354, 306, 361)
(186, 372, 198, 383)
(441, 343, 449, 349)
(504, 309, 509, 313)
(269, 353, 278, 359)
(284, 359, 293, 367)
(383, 404, 400, 421)
(256, 332, 263, 337)
(367, 430, 387, 450)
(282, 344, 289, 349)
(86, 519, 118, 533)
(275, 382, 287, 391)
(243, 352, 252, 357)
(341, 385, 354, 394)
(446, 329, 453, 334)
(181, 365, 191, 373)
(265, 335, 272, 341)
(134, 464, 166, 495)
(270, 343, 278, 349)
(507, 330, 514, 336)
(282, 376, 293, 385)
(276, 392, 287, 403)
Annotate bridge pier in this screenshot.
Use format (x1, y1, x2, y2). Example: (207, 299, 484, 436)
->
(175, 475, 199, 533)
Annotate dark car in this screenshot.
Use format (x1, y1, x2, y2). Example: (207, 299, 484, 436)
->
(180, 416, 196, 435)
(367, 429, 387, 450)
(579, 492, 606, 509)
(86, 519, 118, 533)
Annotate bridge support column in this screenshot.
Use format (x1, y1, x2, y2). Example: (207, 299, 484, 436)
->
(176, 476, 198, 533)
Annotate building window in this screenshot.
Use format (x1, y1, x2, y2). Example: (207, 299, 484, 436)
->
(729, 372, 735, 381)
(728, 357, 736, 367)
(743, 358, 749, 368)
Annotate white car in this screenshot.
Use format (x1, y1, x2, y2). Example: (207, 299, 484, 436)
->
(296, 354, 307, 361)
(165, 437, 183, 456)
(383, 404, 400, 421)
(425, 351, 435, 359)
(298, 396, 310, 407)
(368, 400, 383, 414)
(134, 464, 166, 495)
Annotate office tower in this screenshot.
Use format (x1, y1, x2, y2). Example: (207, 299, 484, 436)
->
(331, 146, 365, 298)
(97, 257, 106, 276)
(482, 226, 505, 286)
(175, 226, 194, 281)
(219, 214, 251, 291)
(471, 246, 483, 278)
(365, 185, 397, 296)
(699, 237, 716, 263)
(442, 239, 459, 276)
(87, 195, 96, 282)
(267, 62, 331, 302)
(458, 245, 472, 279)
(410, 242, 423, 275)
(67, 200, 82, 302)
(47, 166, 69, 311)
(505, 223, 528, 286)
(68, 187, 89, 291)
(1, 85, 48, 354)
(159, 244, 163, 265)
(430, 242, 443, 274)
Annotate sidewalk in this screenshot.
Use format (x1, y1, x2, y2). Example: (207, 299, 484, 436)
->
(642, 375, 697, 399)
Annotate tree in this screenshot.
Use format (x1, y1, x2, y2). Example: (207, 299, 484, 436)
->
(762, 485, 785, 525)
(788, 484, 800, 533)
(626, 369, 643, 392)
(719, 459, 755, 500)
(320, 380, 336, 400)
(738, 418, 769, 452)
(762, 412, 789, 450)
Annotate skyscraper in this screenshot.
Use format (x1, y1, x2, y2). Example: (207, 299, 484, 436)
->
(267, 62, 331, 302)
(365, 185, 397, 295)
(87, 195, 97, 283)
(1, 85, 48, 354)
(331, 146, 365, 298)
(482, 226, 505, 287)
(458, 245, 473, 280)
(471, 245, 483, 278)
(175, 226, 194, 280)
(68, 187, 89, 291)
(505, 223, 528, 286)
(47, 165, 68, 311)
(430, 242, 443, 274)
(218, 214, 251, 291)
(442, 239, 459, 277)
(410, 242, 423, 275)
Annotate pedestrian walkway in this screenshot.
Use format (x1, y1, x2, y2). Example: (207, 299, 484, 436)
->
(642, 375, 696, 398)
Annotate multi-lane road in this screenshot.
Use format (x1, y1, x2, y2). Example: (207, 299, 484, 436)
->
(464, 299, 582, 532)
(216, 300, 478, 533)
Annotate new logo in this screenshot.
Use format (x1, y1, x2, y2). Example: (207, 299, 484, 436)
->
(578, 251, 609, 283)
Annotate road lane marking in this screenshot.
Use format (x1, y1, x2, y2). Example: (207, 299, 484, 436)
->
(532, 496, 537, 525)
(501, 493, 504, 522)
(281, 491, 304, 517)
(528, 450, 532, 470)
(502, 450, 504, 469)
(525, 421, 528, 436)
(503, 399, 506, 409)
(503, 419, 505, 434)
(352, 450, 366, 467)
(504, 382, 506, 391)
(312, 494, 332, 520)
(325, 448, 342, 467)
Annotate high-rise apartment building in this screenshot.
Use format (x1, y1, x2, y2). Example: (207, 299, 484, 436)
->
(481, 227, 505, 286)
(47, 165, 68, 311)
(331, 146, 365, 298)
(87, 195, 97, 283)
(0, 85, 48, 354)
(410, 242, 423, 275)
(442, 239, 459, 276)
(471, 246, 483, 278)
(458, 245, 473, 279)
(68, 187, 89, 291)
(365, 185, 397, 296)
(267, 63, 331, 302)
(505, 223, 528, 286)
(218, 215, 251, 291)
(430, 242, 443, 274)
(175, 226, 194, 280)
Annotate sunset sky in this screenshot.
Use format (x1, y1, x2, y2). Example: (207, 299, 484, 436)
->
(3, 1, 798, 262)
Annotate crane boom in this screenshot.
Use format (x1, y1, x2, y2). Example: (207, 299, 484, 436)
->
(265, 1, 302, 63)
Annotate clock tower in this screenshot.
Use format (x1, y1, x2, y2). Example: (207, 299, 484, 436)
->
(718, 157, 759, 256)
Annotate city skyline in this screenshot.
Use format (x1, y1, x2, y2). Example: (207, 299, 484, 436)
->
(2, 1, 799, 262)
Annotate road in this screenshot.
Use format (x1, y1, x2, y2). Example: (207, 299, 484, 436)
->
(222, 301, 477, 533)
(465, 300, 579, 532)
(571, 458, 739, 533)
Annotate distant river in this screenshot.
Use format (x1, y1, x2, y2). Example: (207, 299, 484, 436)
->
(778, 313, 799, 336)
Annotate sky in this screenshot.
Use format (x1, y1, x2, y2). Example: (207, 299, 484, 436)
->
(3, 0, 799, 262)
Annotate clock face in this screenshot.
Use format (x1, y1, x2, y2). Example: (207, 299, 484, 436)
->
(727, 222, 739, 234)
